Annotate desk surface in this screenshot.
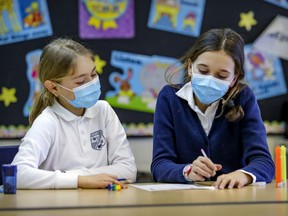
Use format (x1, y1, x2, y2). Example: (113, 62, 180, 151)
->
(0, 204, 287, 216)
(0, 182, 288, 216)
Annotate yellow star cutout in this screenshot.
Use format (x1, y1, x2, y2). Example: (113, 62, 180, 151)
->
(0, 87, 17, 107)
(239, 11, 257, 31)
(94, 55, 106, 74)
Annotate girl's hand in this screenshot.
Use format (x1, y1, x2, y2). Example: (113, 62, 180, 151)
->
(78, 173, 127, 189)
(188, 156, 222, 181)
(214, 170, 253, 189)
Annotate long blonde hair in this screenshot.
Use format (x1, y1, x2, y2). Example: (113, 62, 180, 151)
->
(165, 28, 246, 122)
(29, 38, 93, 124)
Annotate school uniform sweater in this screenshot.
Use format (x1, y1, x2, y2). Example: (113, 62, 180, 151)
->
(151, 84, 275, 183)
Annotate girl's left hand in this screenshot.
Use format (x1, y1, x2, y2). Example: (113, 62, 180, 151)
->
(214, 171, 253, 189)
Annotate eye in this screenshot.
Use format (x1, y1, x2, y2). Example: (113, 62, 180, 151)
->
(217, 72, 230, 79)
(76, 81, 85, 85)
(217, 75, 228, 79)
(91, 73, 98, 78)
(198, 69, 208, 74)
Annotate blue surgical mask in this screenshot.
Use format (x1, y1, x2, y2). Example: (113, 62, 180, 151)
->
(58, 77, 101, 108)
(191, 73, 231, 105)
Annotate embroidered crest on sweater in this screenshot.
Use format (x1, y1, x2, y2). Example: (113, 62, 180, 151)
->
(90, 130, 106, 150)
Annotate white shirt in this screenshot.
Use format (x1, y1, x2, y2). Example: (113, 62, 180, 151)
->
(176, 82, 219, 135)
(12, 100, 137, 189)
(175, 83, 256, 182)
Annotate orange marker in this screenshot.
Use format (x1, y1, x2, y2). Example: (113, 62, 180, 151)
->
(275, 146, 282, 188)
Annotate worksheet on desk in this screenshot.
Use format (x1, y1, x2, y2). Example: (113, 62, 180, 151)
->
(130, 184, 215, 191)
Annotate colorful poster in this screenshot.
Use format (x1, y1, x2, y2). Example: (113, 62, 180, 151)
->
(147, 0, 206, 37)
(105, 51, 182, 113)
(23, 49, 42, 117)
(253, 15, 288, 61)
(244, 44, 287, 100)
(264, 0, 288, 9)
(79, 0, 134, 39)
(0, 0, 52, 46)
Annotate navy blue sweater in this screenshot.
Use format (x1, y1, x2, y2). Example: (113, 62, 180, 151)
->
(151, 85, 275, 183)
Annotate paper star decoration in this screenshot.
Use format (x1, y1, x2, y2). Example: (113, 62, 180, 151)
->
(239, 11, 257, 31)
(0, 87, 17, 107)
(94, 55, 106, 74)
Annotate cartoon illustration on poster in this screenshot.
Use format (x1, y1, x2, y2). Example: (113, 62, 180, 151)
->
(264, 0, 288, 9)
(79, 0, 134, 39)
(147, 0, 206, 37)
(0, 0, 52, 46)
(23, 49, 42, 117)
(254, 15, 288, 61)
(244, 44, 287, 100)
(105, 51, 182, 113)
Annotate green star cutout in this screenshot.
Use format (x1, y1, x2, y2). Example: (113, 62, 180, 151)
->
(239, 11, 257, 31)
(0, 87, 17, 107)
(94, 55, 107, 74)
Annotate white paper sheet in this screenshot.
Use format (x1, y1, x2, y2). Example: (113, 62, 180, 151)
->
(130, 183, 215, 191)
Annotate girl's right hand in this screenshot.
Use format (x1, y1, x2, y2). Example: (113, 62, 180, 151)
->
(188, 156, 222, 181)
(78, 173, 127, 189)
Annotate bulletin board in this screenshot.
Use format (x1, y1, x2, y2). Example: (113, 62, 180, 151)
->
(1, 0, 288, 139)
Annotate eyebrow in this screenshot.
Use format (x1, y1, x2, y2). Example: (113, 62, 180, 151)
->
(72, 66, 96, 80)
(197, 64, 231, 74)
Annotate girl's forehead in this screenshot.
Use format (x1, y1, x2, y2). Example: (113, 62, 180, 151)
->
(196, 50, 233, 62)
(70, 56, 95, 76)
(195, 51, 234, 69)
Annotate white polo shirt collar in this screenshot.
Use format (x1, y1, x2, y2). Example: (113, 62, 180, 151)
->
(175, 82, 219, 135)
(51, 100, 99, 121)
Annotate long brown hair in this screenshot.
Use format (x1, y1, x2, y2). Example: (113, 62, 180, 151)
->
(165, 28, 246, 122)
(29, 38, 93, 124)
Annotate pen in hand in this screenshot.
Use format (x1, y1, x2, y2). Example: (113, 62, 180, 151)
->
(201, 148, 208, 158)
(200, 149, 222, 178)
(201, 148, 212, 180)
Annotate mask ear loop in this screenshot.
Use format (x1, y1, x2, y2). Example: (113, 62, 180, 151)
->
(187, 58, 193, 77)
(55, 83, 75, 102)
(56, 83, 74, 93)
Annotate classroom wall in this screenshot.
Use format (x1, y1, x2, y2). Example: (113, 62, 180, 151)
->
(1, 0, 288, 136)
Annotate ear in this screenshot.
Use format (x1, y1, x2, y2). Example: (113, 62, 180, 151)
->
(187, 58, 192, 76)
(44, 80, 59, 97)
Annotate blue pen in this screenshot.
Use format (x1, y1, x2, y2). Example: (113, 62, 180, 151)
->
(117, 178, 132, 183)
